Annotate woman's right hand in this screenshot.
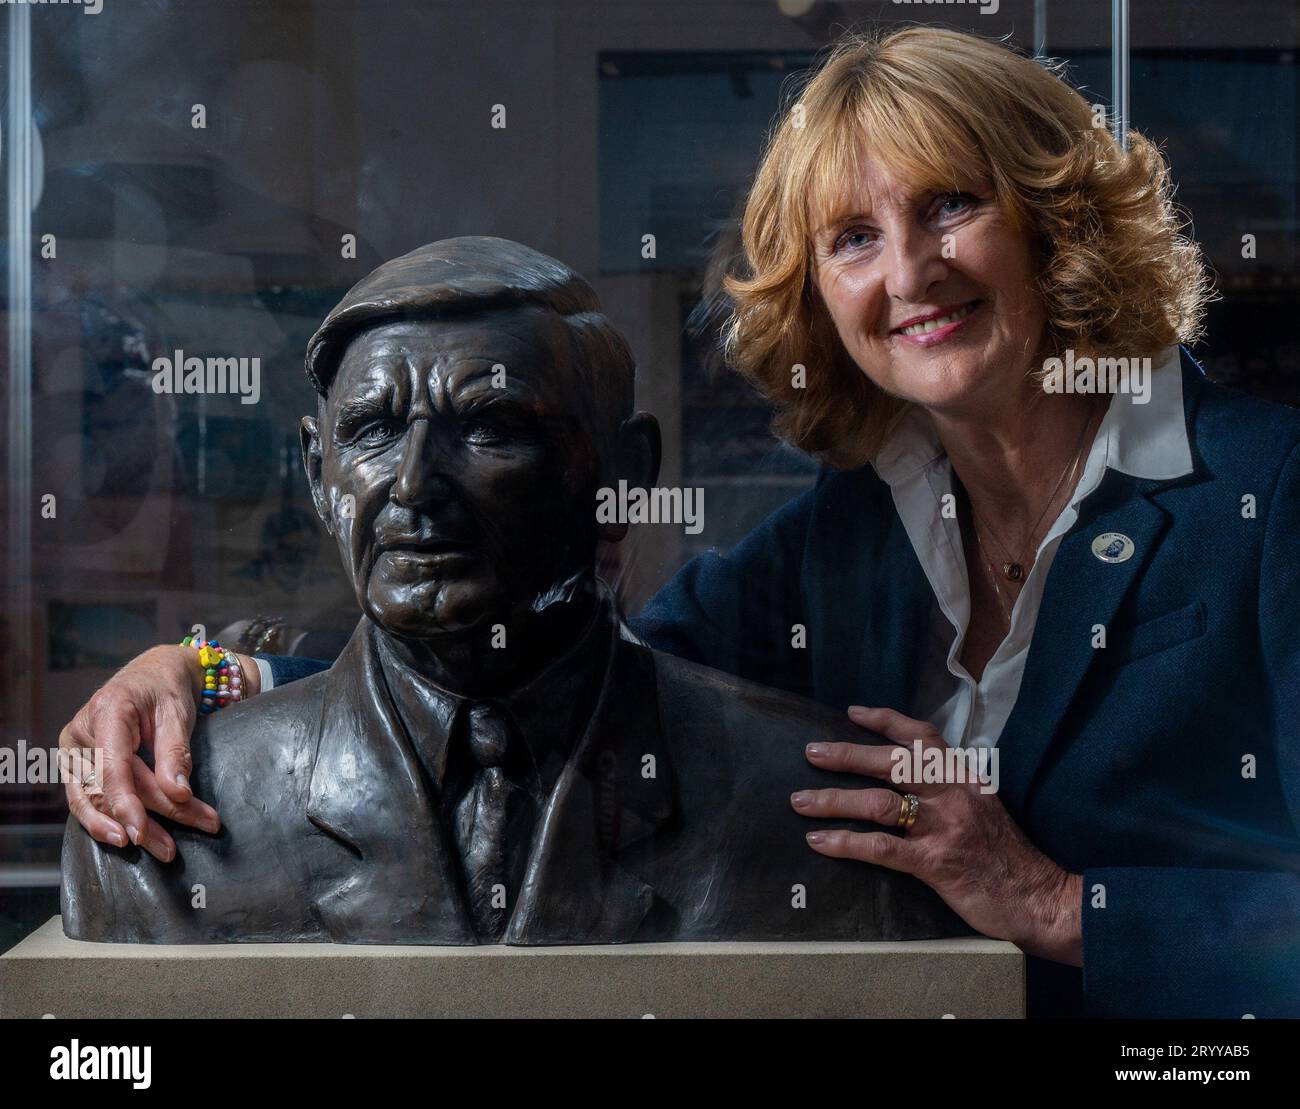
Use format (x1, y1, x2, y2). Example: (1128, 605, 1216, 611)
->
(59, 644, 255, 861)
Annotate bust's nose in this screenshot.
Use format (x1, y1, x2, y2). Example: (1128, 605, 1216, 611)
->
(389, 418, 453, 509)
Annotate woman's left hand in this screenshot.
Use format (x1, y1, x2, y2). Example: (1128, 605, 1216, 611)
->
(792, 705, 1083, 965)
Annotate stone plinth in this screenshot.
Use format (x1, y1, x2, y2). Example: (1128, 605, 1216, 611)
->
(1, 917, 1023, 1018)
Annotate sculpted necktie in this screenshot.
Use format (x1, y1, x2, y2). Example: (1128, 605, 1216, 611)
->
(451, 702, 532, 942)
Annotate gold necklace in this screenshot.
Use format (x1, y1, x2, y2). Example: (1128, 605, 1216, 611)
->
(967, 406, 1095, 584)
(970, 524, 1016, 624)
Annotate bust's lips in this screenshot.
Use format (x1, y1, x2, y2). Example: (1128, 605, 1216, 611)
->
(380, 541, 477, 563)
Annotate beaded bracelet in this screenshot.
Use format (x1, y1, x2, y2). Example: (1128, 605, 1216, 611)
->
(180, 635, 244, 714)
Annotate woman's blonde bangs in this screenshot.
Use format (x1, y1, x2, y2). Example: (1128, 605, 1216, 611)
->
(800, 81, 990, 245)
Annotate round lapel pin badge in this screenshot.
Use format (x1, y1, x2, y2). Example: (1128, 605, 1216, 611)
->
(1091, 532, 1135, 563)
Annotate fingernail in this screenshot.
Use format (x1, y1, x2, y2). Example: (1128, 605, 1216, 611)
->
(175, 773, 190, 791)
(806, 831, 826, 845)
(199, 818, 220, 834)
(108, 828, 126, 848)
(790, 791, 813, 809)
(806, 743, 829, 757)
(848, 705, 872, 716)
(126, 825, 141, 845)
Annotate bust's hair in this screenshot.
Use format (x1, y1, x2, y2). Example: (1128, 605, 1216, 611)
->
(722, 25, 1213, 469)
(309, 238, 636, 457)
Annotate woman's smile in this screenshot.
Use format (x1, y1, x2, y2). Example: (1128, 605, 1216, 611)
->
(890, 298, 985, 345)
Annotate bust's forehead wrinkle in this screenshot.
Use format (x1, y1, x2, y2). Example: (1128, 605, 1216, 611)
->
(332, 349, 547, 421)
(331, 368, 392, 408)
(331, 310, 568, 418)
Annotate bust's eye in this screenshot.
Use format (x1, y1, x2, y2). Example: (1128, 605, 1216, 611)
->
(356, 420, 399, 446)
(463, 418, 505, 445)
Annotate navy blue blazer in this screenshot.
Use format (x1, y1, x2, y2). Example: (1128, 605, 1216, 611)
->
(265, 347, 1300, 1018)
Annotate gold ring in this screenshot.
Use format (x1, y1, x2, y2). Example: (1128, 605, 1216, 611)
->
(898, 793, 920, 830)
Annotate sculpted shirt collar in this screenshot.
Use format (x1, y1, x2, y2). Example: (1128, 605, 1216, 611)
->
(873, 343, 1194, 490)
(374, 584, 614, 808)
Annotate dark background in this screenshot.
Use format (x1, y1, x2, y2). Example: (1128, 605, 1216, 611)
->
(1, 0, 1296, 952)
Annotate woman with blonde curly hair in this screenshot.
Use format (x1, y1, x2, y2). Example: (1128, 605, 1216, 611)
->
(640, 24, 1299, 1018)
(60, 25, 1300, 1018)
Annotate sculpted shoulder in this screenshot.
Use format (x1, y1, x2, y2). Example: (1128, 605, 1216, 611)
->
(189, 665, 330, 796)
(642, 643, 885, 809)
(629, 644, 967, 941)
(61, 668, 335, 943)
(646, 645, 867, 753)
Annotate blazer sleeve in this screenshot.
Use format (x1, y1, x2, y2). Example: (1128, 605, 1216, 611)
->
(253, 654, 333, 688)
(1080, 439, 1300, 1017)
(628, 484, 818, 697)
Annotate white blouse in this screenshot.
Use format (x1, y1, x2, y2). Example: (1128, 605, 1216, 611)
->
(872, 344, 1194, 750)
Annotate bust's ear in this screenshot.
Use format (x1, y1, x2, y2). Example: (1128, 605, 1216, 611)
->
(598, 411, 661, 542)
(300, 415, 334, 537)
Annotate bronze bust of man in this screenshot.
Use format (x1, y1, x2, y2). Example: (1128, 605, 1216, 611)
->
(61, 237, 965, 945)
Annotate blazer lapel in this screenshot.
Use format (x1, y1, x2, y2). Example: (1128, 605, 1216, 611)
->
(305, 620, 474, 943)
(998, 349, 1208, 812)
(996, 474, 1172, 813)
(505, 621, 674, 944)
(810, 467, 932, 713)
(859, 508, 935, 715)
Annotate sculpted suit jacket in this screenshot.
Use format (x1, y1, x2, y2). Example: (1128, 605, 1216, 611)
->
(61, 600, 966, 946)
